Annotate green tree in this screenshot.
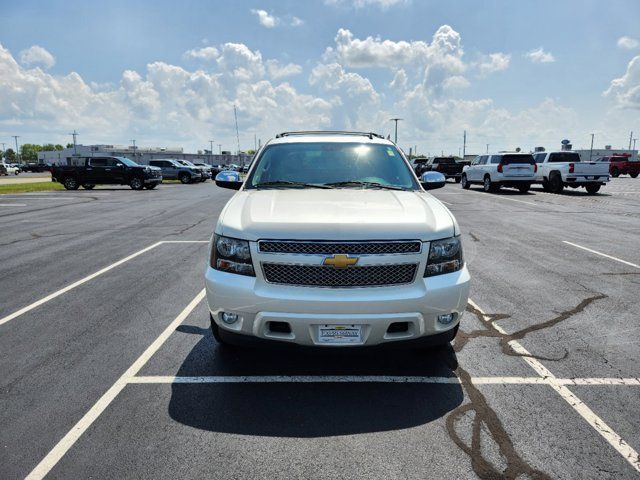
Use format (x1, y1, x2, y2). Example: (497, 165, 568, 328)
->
(66, 143, 74, 149)
(20, 144, 43, 162)
(5, 148, 16, 162)
(55, 144, 64, 150)
(42, 143, 56, 151)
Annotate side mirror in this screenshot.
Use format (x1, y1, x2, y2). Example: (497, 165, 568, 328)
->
(215, 171, 243, 190)
(420, 171, 446, 190)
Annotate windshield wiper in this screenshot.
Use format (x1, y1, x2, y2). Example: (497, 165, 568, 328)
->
(253, 181, 333, 189)
(324, 181, 410, 191)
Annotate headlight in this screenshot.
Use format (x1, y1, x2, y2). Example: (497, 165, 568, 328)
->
(424, 236, 463, 277)
(210, 235, 255, 276)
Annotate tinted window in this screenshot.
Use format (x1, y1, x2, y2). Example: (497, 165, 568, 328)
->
(433, 157, 455, 164)
(247, 142, 418, 189)
(549, 152, 581, 163)
(490, 155, 501, 164)
(149, 161, 161, 167)
(479, 156, 489, 165)
(89, 158, 107, 167)
(533, 153, 546, 163)
(501, 154, 535, 165)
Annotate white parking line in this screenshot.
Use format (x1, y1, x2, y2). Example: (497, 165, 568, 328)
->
(468, 299, 640, 473)
(0, 203, 27, 207)
(127, 375, 640, 385)
(25, 289, 206, 480)
(563, 241, 640, 269)
(0, 240, 208, 327)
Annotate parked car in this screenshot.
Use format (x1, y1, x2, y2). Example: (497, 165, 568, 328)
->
(595, 155, 640, 178)
(52, 156, 162, 190)
(193, 162, 214, 179)
(22, 163, 53, 173)
(461, 152, 537, 192)
(424, 157, 468, 183)
(148, 159, 202, 184)
(174, 159, 209, 181)
(207, 131, 469, 348)
(411, 157, 429, 176)
(533, 151, 610, 194)
(0, 162, 19, 175)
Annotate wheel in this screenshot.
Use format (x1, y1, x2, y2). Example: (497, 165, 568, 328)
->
(129, 177, 144, 190)
(549, 174, 564, 194)
(82, 184, 95, 190)
(63, 177, 80, 190)
(630, 173, 638, 179)
(517, 183, 531, 193)
(145, 183, 157, 189)
(483, 176, 496, 192)
(585, 184, 600, 194)
(14, 171, 19, 175)
(542, 180, 551, 192)
(179, 173, 191, 184)
(460, 174, 470, 190)
(611, 168, 619, 178)
(454, 176, 461, 184)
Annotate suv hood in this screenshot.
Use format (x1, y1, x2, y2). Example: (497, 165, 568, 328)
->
(217, 189, 457, 241)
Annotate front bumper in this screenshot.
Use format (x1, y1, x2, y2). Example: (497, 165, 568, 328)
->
(205, 265, 470, 347)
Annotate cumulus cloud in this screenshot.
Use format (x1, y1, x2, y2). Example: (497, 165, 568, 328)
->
(183, 46, 219, 61)
(525, 47, 555, 64)
(325, 0, 410, 9)
(291, 16, 304, 27)
(19, 45, 55, 69)
(266, 60, 303, 80)
(604, 55, 640, 109)
(389, 69, 408, 90)
(617, 36, 639, 50)
(251, 9, 278, 28)
(476, 52, 510, 76)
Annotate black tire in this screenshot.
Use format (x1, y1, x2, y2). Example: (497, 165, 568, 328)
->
(145, 183, 157, 189)
(63, 176, 80, 190)
(585, 184, 600, 194)
(461, 174, 470, 190)
(179, 173, 191, 184)
(549, 174, 564, 194)
(210, 313, 237, 349)
(630, 173, 638, 179)
(82, 184, 95, 190)
(517, 183, 531, 193)
(454, 176, 461, 184)
(611, 168, 619, 178)
(129, 177, 144, 190)
(483, 175, 495, 192)
(542, 180, 551, 192)
(14, 171, 19, 175)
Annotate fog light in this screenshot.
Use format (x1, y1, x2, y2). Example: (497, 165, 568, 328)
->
(220, 312, 238, 324)
(437, 313, 455, 325)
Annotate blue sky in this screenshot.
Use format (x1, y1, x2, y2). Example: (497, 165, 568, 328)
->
(1, 0, 639, 154)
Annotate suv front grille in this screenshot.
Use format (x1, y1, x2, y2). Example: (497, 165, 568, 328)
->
(258, 240, 421, 255)
(262, 263, 418, 287)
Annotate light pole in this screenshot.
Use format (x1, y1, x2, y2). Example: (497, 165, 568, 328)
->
(131, 139, 136, 160)
(218, 144, 222, 155)
(486, 144, 489, 153)
(12, 136, 20, 162)
(462, 130, 467, 159)
(389, 118, 402, 144)
(209, 140, 214, 164)
(69, 130, 79, 156)
(1, 142, 5, 161)
(633, 138, 637, 151)
(589, 133, 595, 161)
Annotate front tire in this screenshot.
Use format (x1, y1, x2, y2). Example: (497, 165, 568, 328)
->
(129, 177, 144, 190)
(461, 174, 470, 190)
(82, 184, 95, 190)
(549, 174, 564, 194)
(454, 176, 461, 184)
(517, 183, 531, 193)
(483, 176, 495, 192)
(63, 177, 80, 190)
(145, 183, 157, 189)
(210, 313, 237, 349)
(585, 184, 601, 194)
(630, 173, 638, 179)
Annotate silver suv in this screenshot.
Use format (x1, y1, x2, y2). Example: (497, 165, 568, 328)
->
(148, 159, 202, 184)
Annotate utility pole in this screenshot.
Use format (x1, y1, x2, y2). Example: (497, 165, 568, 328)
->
(390, 118, 402, 144)
(209, 140, 214, 164)
(131, 139, 136, 160)
(486, 144, 489, 154)
(629, 131, 634, 150)
(633, 138, 637, 151)
(462, 130, 467, 159)
(69, 130, 79, 156)
(589, 133, 595, 161)
(1, 142, 5, 160)
(254, 133, 257, 152)
(234, 105, 241, 155)
(12, 136, 20, 162)
(218, 144, 222, 154)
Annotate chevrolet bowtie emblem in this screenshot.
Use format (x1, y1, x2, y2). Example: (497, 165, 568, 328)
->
(323, 254, 358, 269)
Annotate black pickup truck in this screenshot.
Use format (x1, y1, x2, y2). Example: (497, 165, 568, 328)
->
(51, 156, 162, 190)
(423, 157, 470, 182)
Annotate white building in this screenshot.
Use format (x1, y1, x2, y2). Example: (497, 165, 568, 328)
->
(571, 147, 638, 162)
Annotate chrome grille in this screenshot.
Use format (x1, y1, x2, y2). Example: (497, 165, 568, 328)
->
(259, 240, 421, 255)
(262, 263, 418, 287)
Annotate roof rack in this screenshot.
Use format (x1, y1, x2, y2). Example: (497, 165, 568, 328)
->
(275, 131, 385, 140)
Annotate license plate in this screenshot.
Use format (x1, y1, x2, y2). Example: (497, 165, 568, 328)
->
(318, 325, 362, 344)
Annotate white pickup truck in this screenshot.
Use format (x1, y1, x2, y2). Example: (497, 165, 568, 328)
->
(532, 151, 610, 194)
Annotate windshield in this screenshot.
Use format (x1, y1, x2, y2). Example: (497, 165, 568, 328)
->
(116, 157, 139, 167)
(245, 142, 419, 190)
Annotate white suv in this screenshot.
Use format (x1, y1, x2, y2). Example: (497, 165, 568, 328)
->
(205, 132, 470, 348)
(461, 152, 537, 193)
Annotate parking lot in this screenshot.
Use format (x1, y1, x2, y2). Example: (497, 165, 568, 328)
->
(1, 178, 639, 479)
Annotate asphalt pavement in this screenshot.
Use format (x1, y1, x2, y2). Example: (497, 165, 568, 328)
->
(1, 178, 639, 479)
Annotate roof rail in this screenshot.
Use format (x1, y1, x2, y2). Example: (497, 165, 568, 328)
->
(275, 131, 385, 140)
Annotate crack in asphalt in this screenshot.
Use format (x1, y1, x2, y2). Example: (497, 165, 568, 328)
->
(469, 232, 480, 242)
(445, 293, 607, 478)
(168, 217, 210, 236)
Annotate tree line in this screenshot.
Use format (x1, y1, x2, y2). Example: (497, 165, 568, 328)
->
(1, 143, 70, 163)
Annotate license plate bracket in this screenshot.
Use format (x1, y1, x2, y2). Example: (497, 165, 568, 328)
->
(318, 324, 363, 344)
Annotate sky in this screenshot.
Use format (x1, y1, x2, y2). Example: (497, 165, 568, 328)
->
(1, 0, 639, 155)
